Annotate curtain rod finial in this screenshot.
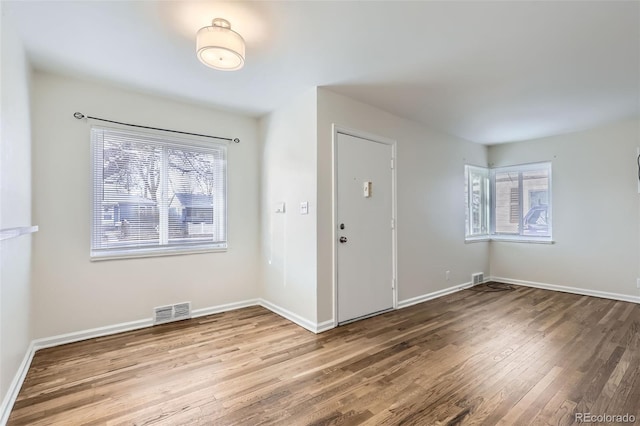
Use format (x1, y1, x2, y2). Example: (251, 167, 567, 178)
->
(233, 138, 240, 143)
(74, 112, 85, 119)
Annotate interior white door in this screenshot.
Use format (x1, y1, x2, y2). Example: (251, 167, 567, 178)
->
(336, 132, 394, 324)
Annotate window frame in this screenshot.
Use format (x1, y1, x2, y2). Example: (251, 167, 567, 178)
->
(464, 165, 490, 240)
(90, 126, 228, 261)
(465, 161, 553, 244)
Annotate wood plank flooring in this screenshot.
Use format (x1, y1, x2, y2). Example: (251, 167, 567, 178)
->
(8, 283, 640, 425)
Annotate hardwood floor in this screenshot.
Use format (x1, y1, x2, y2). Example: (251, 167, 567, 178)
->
(8, 283, 640, 425)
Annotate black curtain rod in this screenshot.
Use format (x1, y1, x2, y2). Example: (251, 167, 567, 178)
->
(73, 112, 240, 143)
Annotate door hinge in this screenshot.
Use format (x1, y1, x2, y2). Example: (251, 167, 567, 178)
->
(391, 158, 395, 169)
(391, 218, 395, 229)
(392, 278, 396, 289)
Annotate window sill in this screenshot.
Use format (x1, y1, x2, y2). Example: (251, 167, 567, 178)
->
(90, 245, 228, 261)
(0, 225, 38, 241)
(465, 236, 554, 245)
(490, 237, 555, 244)
(465, 237, 490, 244)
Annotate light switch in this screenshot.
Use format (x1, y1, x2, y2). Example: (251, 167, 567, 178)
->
(363, 181, 372, 198)
(275, 202, 285, 213)
(300, 202, 309, 215)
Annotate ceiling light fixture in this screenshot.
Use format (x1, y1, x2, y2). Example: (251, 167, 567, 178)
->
(196, 18, 245, 71)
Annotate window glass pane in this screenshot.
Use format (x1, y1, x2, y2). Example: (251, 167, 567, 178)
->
(494, 171, 520, 234)
(99, 138, 161, 248)
(470, 172, 484, 234)
(522, 169, 550, 237)
(168, 148, 217, 243)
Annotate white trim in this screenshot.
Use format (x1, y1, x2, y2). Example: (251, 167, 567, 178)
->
(331, 124, 398, 327)
(315, 319, 336, 333)
(464, 237, 490, 243)
(258, 299, 323, 333)
(491, 161, 553, 173)
(30, 298, 262, 350)
(31, 318, 153, 351)
(331, 125, 397, 146)
(90, 245, 228, 261)
(397, 281, 476, 309)
(0, 342, 35, 426)
(464, 237, 554, 244)
(391, 141, 398, 312)
(332, 125, 338, 327)
(489, 237, 554, 244)
(491, 277, 640, 304)
(0, 226, 38, 242)
(192, 299, 259, 318)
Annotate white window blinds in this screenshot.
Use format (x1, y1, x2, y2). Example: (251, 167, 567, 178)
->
(91, 127, 227, 259)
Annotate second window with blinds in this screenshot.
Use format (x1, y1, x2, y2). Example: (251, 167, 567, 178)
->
(91, 127, 227, 260)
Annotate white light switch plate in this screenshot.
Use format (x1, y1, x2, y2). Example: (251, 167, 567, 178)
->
(363, 181, 372, 198)
(300, 202, 309, 215)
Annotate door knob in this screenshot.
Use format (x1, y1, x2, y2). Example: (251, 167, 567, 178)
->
(339, 236, 348, 243)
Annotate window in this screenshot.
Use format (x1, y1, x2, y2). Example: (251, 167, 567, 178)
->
(465, 162, 552, 242)
(493, 163, 551, 239)
(91, 127, 227, 259)
(465, 165, 489, 238)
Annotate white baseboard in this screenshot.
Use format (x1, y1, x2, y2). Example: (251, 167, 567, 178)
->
(490, 276, 640, 304)
(315, 319, 335, 333)
(30, 298, 262, 351)
(0, 341, 35, 426)
(192, 299, 260, 318)
(397, 281, 475, 309)
(258, 299, 329, 333)
(32, 318, 153, 351)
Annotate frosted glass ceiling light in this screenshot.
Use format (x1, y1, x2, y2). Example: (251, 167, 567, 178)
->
(196, 18, 245, 71)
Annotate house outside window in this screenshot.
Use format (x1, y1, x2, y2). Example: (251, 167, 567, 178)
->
(91, 127, 227, 259)
(465, 162, 552, 242)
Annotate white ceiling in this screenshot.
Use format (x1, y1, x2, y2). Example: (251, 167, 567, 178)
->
(4, 1, 639, 144)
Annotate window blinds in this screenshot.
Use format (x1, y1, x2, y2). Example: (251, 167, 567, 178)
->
(91, 127, 227, 259)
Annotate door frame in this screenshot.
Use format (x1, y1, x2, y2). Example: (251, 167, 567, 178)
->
(332, 124, 398, 327)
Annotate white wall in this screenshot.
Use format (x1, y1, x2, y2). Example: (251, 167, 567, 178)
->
(317, 88, 490, 323)
(258, 89, 318, 323)
(489, 118, 640, 298)
(0, 9, 33, 406)
(30, 72, 260, 338)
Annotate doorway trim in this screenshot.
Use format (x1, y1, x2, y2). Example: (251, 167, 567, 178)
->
(332, 124, 398, 328)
